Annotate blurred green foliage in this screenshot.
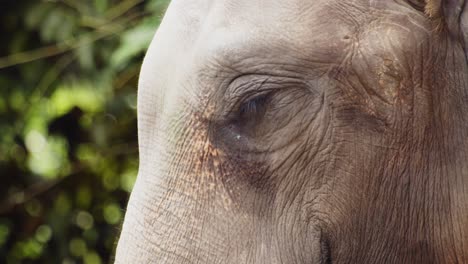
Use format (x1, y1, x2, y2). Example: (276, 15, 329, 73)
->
(0, 0, 170, 263)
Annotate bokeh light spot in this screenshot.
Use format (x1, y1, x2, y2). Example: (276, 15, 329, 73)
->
(69, 238, 87, 257)
(0, 224, 11, 246)
(25, 130, 46, 154)
(103, 203, 122, 225)
(75, 211, 94, 230)
(84, 251, 102, 264)
(35, 225, 52, 243)
(25, 199, 43, 217)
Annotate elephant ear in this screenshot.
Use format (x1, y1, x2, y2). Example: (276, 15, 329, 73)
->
(427, 0, 465, 31)
(410, 0, 468, 59)
(461, 2, 468, 59)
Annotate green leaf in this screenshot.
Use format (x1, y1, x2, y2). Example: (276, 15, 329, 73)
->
(0, 223, 11, 247)
(145, 0, 171, 13)
(56, 15, 77, 41)
(110, 23, 156, 69)
(49, 83, 105, 116)
(40, 9, 65, 42)
(25, 3, 53, 30)
(94, 0, 108, 14)
(39, 9, 77, 42)
(84, 251, 102, 264)
(76, 40, 95, 70)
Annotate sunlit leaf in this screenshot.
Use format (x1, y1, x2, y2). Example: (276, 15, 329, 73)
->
(11, 239, 44, 260)
(49, 84, 105, 116)
(110, 22, 156, 69)
(26, 134, 70, 179)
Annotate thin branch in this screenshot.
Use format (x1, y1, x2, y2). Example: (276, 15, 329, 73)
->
(101, 142, 138, 156)
(0, 11, 148, 70)
(61, 0, 89, 15)
(0, 31, 110, 70)
(32, 54, 76, 100)
(0, 163, 88, 215)
(105, 0, 145, 21)
(114, 66, 140, 90)
(0, 178, 63, 215)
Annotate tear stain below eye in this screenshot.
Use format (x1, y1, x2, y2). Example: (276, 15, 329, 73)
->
(320, 232, 332, 264)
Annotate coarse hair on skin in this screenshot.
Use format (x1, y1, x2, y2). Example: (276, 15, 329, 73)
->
(424, 0, 442, 17)
(423, 0, 446, 31)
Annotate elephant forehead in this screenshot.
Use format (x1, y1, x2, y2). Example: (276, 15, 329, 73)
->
(136, 0, 429, 145)
(137, 0, 358, 111)
(173, 0, 356, 61)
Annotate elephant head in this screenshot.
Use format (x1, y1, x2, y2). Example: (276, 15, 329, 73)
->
(115, 0, 468, 263)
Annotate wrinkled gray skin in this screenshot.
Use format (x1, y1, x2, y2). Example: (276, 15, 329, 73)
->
(116, 0, 468, 263)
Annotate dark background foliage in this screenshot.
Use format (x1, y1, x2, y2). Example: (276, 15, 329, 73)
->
(0, 1, 169, 263)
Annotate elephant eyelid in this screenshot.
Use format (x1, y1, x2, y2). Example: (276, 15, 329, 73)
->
(220, 74, 313, 123)
(221, 89, 274, 125)
(223, 74, 299, 107)
(225, 74, 274, 98)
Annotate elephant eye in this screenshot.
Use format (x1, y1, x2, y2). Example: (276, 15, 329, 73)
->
(238, 93, 271, 122)
(219, 92, 273, 143)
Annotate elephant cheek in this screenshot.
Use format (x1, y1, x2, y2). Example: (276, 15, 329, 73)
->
(116, 113, 242, 263)
(114, 177, 154, 263)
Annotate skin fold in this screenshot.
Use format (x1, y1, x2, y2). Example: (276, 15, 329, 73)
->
(115, 0, 468, 263)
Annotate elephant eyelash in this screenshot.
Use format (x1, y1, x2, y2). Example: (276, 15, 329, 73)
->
(238, 93, 271, 119)
(222, 91, 273, 125)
